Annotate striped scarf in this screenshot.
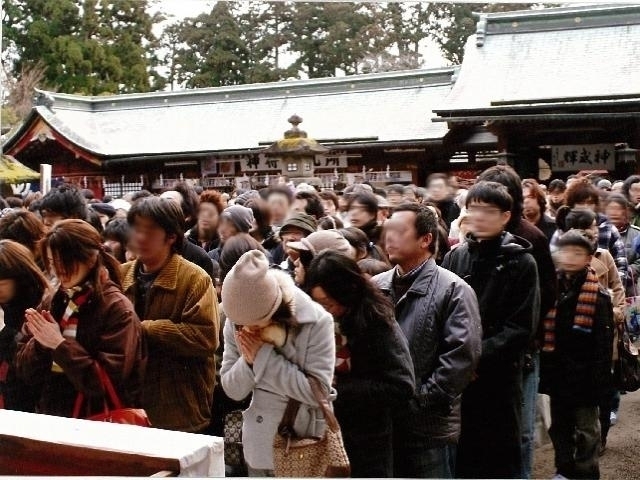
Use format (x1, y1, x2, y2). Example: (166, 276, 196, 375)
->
(51, 283, 93, 374)
(59, 283, 93, 340)
(543, 268, 600, 353)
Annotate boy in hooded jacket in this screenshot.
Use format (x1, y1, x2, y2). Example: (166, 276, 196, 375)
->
(540, 228, 614, 479)
(442, 181, 540, 479)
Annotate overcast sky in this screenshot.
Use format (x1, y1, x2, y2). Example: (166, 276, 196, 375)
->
(153, 0, 216, 22)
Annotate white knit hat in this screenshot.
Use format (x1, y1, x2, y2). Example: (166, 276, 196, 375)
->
(222, 250, 282, 326)
(109, 198, 131, 212)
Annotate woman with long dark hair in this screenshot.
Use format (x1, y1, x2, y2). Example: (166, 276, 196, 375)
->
(17, 219, 146, 418)
(0, 240, 50, 411)
(304, 250, 415, 477)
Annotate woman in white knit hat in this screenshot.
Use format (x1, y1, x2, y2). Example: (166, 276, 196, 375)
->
(220, 250, 336, 476)
(287, 229, 357, 287)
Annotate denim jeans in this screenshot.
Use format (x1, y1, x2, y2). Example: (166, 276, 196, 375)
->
(393, 442, 457, 478)
(549, 398, 600, 479)
(520, 351, 540, 479)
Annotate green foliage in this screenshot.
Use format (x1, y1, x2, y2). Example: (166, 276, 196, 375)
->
(429, 3, 539, 64)
(2, 0, 162, 95)
(165, 1, 249, 88)
(285, 2, 389, 77)
(2, 1, 546, 96)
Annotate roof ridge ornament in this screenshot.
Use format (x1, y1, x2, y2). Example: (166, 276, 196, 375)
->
(475, 14, 488, 47)
(451, 66, 462, 84)
(33, 90, 55, 111)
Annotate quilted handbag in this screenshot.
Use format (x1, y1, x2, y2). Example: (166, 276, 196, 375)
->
(273, 375, 350, 478)
(223, 409, 245, 467)
(73, 364, 151, 427)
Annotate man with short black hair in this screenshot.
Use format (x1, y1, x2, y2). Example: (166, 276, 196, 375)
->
(622, 174, 640, 227)
(427, 173, 460, 229)
(276, 212, 318, 276)
(158, 185, 215, 278)
(442, 182, 540, 479)
(122, 196, 218, 433)
(36, 184, 88, 231)
(266, 185, 293, 229)
(385, 184, 405, 207)
(160, 181, 200, 231)
(291, 190, 324, 220)
(373, 203, 481, 478)
(547, 179, 567, 218)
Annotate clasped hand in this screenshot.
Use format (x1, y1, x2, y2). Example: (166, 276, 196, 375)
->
(235, 328, 265, 366)
(25, 309, 65, 350)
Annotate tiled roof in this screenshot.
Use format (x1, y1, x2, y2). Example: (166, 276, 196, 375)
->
(4, 68, 454, 157)
(434, 4, 640, 116)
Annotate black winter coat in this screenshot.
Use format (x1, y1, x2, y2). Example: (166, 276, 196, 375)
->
(186, 227, 220, 253)
(442, 232, 540, 375)
(182, 240, 215, 279)
(539, 270, 614, 406)
(0, 294, 43, 412)
(442, 232, 540, 479)
(333, 313, 415, 477)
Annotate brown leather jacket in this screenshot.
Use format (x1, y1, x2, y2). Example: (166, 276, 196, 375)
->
(16, 281, 147, 418)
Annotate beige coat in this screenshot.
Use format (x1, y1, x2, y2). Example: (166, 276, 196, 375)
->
(591, 248, 625, 361)
(591, 249, 625, 324)
(121, 254, 219, 432)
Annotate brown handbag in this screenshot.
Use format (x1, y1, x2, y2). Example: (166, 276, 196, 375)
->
(73, 364, 151, 427)
(273, 375, 350, 478)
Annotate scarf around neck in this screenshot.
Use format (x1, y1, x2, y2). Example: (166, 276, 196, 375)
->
(542, 268, 599, 353)
(59, 282, 93, 340)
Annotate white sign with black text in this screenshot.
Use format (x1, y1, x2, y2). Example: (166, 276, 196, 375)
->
(551, 144, 615, 171)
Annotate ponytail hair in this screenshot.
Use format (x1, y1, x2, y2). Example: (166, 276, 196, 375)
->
(42, 219, 123, 299)
(555, 206, 596, 233)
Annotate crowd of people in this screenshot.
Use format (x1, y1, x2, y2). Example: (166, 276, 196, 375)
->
(0, 166, 637, 479)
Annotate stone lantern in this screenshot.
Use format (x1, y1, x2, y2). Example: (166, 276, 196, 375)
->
(261, 115, 329, 185)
